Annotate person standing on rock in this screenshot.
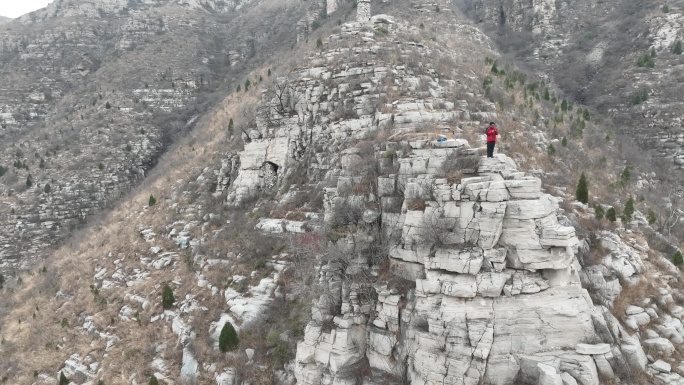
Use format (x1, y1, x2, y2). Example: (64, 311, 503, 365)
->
(486, 122, 498, 158)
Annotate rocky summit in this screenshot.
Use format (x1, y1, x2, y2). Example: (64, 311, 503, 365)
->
(0, 1, 683, 385)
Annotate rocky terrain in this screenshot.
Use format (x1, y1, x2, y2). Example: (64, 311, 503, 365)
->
(0, 0, 322, 270)
(0, 0, 683, 385)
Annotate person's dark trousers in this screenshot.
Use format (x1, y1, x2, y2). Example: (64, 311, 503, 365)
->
(487, 141, 496, 157)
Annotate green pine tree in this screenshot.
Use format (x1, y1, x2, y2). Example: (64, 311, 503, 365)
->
(583, 108, 590, 121)
(673, 40, 683, 55)
(26, 174, 33, 188)
(606, 207, 617, 222)
(673, 251, 683, 266)
(561, 137, 568, 147)
(162, 283, 174, 309)
(575, 173, 589, 204)
(148, 376, 159, 385)
(219, 321, 240, 352)
(647, 209, 657, 225)
(620, 167, 630, 186)
(105, 102, 111, 109)
(149, 195, 156, 206)
(623, 197, 635, 221)
(59, 372, 69, 385)
(44, 184, 51, 194)
(594, 205, 605, 220)
(547, 144, 556, 156)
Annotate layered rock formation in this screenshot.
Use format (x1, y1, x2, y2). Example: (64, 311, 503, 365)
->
(2, 1, 684, 385)
(294, 146, 615, 384)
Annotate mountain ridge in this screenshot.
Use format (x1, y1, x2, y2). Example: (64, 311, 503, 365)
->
(0, 1, 682, 384)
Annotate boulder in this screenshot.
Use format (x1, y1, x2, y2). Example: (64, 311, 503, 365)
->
(428, 248, 483, 275)
(651, 360, 671, 373)
(537, 363, 563, 385)
(575, 343, 611, 355)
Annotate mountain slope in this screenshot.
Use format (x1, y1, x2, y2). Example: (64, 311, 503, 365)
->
(0, 0, 317, 270)
(456, 0, 684, 171)
(0, 0, 683, 385)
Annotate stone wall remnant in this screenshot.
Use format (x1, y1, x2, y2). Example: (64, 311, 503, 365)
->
(357, 0, 371, 24)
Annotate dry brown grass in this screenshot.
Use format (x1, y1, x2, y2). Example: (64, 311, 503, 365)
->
(0, 76, 280, 382)
(611, 277, 659, 326)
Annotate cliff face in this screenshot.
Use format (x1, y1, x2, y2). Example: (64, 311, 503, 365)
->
(295, 149, 605, 384)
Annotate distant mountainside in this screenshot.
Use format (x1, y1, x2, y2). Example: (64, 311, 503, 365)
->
(0, 0, 330, 269)
(0, 1, 683, 385)
(457, 0, 684, 176)
(0, 16, 11, 23)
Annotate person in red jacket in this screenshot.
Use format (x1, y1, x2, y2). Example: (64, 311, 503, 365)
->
(486, 122, 498, 158)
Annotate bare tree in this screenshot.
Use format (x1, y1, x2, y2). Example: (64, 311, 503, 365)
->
(657, 200, 683, 240)
(236, 104, 259, 142)
(264, 77, 302, 121)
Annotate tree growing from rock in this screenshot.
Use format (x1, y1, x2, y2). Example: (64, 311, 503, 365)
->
(219, 321, 239, 352)
(576, 173, 588, 203)
(59, 372, 69, 385)
(161, 283, 174, 309)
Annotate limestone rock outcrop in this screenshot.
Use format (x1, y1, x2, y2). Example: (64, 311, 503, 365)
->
(295, 149, 603, 385)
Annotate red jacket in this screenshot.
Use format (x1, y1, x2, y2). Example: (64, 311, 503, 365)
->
(486, 126, 498, 142)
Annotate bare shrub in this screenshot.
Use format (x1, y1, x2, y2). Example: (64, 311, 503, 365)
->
(407, 198, 426, 211)
(330, 198, 364, 230)
(611, 278, 658, 323)
(416, 211, 452, 247)
(438, 152, 480, 184)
